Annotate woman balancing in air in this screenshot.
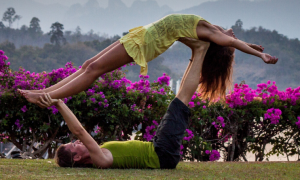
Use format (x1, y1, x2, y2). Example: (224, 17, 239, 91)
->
(18, 14, 277, 104)
(38, 38, 221, 169)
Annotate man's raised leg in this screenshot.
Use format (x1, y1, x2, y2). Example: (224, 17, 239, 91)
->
(176, 39, 210, 105)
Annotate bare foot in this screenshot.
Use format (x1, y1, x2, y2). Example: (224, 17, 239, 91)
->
(27, 89, 44, 93)
(18, 89, 44, 97)
(23, 92, 44, 104)
(17, 89, 26, 96)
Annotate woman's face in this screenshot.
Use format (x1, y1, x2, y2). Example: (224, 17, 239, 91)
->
(224, 28, 236, 39)
(214, 25, 236, 39)
(214, 26, 236, 54)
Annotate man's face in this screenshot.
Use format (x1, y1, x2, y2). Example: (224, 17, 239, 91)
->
(64, 140, 89, 161)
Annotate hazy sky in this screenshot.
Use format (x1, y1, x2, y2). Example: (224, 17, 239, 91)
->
(2, 0, 298, 39)
(32, 0, 216, 11)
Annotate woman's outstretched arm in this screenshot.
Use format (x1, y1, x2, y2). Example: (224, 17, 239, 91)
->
(213, 25, 264, 52)
(38, 94, 113, 168)
(198, 22, 278, 64)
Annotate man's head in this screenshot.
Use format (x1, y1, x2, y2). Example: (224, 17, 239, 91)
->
(55, 140, 92, 167)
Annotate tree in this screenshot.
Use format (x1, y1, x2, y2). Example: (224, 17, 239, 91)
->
(231, 19, 243, 37)
(64, 31, 72, 36)
(48, 22, 66, 46)
(2, 7, 21, 28)
(74, 26, 82, 42)
(0, 21, 4, 29)
(20, 25, 28, 31)
(29, 17, 42, 35)
(232, 19, 243, 30)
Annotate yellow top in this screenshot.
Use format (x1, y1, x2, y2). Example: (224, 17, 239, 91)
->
(119, 14, 209, 75)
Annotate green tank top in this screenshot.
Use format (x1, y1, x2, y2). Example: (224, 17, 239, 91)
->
(100, 140, 160, 169)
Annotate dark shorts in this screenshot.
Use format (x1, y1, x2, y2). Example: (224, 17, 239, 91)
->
(153, 98, 190, 169)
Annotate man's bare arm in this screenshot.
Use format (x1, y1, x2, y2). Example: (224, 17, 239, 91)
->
(38, 94, 113, 168)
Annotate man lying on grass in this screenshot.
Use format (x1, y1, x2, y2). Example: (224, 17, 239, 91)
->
(34, 38, 209, 169)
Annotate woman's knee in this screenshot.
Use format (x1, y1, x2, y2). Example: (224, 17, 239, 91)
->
(85, 62, 104, 78)
(81, 59, 94, 70)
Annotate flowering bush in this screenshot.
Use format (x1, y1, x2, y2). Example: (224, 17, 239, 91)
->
(143, 120, 159, 141)
(0, 50, 174, 158)
(0, 49, 300, 161)
(205, 150, 221, 161)
(264, 108, 282, 124)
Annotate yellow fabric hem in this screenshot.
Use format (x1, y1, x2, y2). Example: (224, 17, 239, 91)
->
(120, 28, 149, 75)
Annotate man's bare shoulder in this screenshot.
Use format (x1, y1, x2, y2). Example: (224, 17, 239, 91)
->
(93, 148, 113, 169)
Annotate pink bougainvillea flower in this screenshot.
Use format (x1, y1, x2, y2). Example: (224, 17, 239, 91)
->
(21, 105, 27, 113)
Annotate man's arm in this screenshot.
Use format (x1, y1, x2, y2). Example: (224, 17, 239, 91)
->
(38, 94, 113, 168)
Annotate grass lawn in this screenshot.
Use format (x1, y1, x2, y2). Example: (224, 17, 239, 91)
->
(0, 159, 299, 179)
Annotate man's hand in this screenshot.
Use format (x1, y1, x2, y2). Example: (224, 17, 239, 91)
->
(37, 93, 61, 108)
(261, 53, 278, 64)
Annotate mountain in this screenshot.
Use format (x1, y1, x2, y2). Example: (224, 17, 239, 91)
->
(62, 0, 173, 35)
(0, 0, 299, 39)
(0, 0, 173, 35)
(177, 0, 300, 39)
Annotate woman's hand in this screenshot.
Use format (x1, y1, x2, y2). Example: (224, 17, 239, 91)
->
(249, 44, 264, 52)
(37, 93, 61, 108)
(261, 53, 278, 64)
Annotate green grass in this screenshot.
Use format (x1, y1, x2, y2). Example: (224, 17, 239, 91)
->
(0, 159, 299, 179)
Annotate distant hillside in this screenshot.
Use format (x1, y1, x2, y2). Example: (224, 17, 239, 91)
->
(0, 0, 173, 35)
(62, 0, 172, 35)
(0, 0, 299, 39)
(177, 0, 300, 39)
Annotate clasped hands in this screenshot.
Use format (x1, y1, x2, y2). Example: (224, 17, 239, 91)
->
(36, 93, 61, 108)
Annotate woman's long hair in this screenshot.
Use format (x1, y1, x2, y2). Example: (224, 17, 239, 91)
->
(198, 42, 235, 102)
